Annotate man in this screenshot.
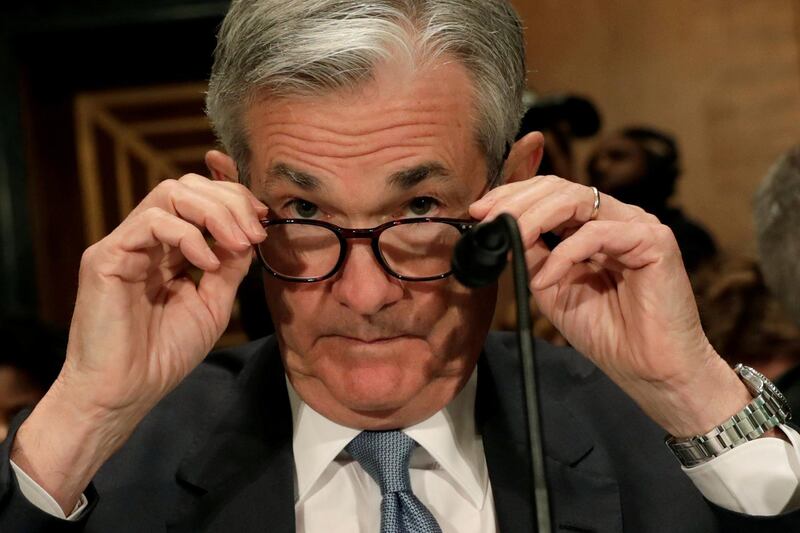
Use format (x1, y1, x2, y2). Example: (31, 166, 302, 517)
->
(518, 92, 601, 179)
(587, 127, 717, 272)
(1, 1, 799, 531)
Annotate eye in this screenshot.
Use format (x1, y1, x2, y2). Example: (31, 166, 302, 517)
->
(289, 199, 319, 219)
(406, 196, 440, 217)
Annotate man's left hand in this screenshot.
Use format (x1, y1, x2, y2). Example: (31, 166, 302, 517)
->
(470, 174, 751, 438)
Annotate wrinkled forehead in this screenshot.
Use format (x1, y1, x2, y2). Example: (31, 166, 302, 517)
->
(241, 59, 489, 210)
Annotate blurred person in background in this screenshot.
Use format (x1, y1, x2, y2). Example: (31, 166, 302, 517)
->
(753, 145, 800, 414)
(0, 316, 65, 441)
(587, 126, 717, 272)
(694, 257, 800, 382)
(691, 146, 800, 414)
(518, 92, 601, 180)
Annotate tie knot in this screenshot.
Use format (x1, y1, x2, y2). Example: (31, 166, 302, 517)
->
(346, 430, 417, 495)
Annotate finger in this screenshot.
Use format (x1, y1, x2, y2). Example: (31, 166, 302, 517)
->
(524, 239, 551, 283)
(212, 179, 269, 215)
(586, 191, 658, 224)
(196, 244, 253, 332)
(142, 248, 194, 302)
(478, 179, 556, 222)
(135, 174, 266, 215)
(178, 174, 268, 242)
(166, 183, 255, 251)
(585, 252, 627, 274)
(152, 246, 201, 284)
(473, 176, 655, 227)
(110, 208, 220, 277)
(514, 192, 587, 249)
(469, 175, 547, 218)
(131, 178, 259, 251)
(473, 177, 595, 234)
(531, 221, 680, 289)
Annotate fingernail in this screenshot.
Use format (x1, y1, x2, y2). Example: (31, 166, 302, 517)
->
(531, 271, 548, 290)
(234, 227, 250, 247)
(207, 250, 220, 267)
(469, 205, 488, 220)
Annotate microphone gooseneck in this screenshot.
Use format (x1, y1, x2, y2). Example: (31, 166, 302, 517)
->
(451, 213, 553, 532)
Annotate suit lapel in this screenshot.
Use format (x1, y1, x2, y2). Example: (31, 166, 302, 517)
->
(168, 337, 296, 533)
(478, 335, 623, 533)
(166, 333, 623, 532)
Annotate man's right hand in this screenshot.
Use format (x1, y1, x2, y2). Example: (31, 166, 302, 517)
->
(10, 174, 267, 515)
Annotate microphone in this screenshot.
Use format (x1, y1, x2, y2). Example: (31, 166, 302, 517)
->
(450, 213, 553, 532)
(452, 216, 561, 288)
(451, 217, 510, 288)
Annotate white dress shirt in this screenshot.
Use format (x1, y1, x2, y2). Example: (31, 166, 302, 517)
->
(290, 371, 498, 532)
(10, 368, 800, 526)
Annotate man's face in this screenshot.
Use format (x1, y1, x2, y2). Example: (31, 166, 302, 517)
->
(246, 59, 496, 429)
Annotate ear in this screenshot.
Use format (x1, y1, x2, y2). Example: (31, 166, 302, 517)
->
(205, 149, 239, 183)
(502, 131, 545, 184)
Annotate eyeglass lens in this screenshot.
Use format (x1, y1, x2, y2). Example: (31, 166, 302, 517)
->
(258, 221, 462, 280)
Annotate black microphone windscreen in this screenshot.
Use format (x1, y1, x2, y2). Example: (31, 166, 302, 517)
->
(451, 218, 510, 288)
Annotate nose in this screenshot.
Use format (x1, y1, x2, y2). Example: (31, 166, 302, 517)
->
(331, 241, 403, 315)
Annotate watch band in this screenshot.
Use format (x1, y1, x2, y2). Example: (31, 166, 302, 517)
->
(665, 364, 792, 468)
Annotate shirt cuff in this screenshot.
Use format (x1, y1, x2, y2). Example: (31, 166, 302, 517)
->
(9, 459, 88, 521)
(684, 424, 800, 515)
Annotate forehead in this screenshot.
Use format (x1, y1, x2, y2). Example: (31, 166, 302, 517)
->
(242, 59, 487, 202)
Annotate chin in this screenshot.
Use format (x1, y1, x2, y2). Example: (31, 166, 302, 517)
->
(332, 361, 427, 411)
(282, 329, 480, 428)
(316, 337, 435, 413)
(342, 376, 421, 414)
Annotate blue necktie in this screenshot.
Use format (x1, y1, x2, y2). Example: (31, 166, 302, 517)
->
(346, 430, 443, 533)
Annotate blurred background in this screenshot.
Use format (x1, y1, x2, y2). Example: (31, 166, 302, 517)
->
(2, 1, 800, 420)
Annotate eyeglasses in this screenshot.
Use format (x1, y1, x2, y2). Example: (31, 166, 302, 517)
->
(255, 217, 475, 282)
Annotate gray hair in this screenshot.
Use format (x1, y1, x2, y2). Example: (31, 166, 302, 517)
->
(754, 145, 800, 325)
(206, 0, 526, 187)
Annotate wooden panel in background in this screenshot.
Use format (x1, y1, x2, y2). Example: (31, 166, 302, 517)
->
(512, 0, 800, 257)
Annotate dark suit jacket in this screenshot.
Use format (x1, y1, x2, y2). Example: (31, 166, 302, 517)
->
(1, 332, 799, 532)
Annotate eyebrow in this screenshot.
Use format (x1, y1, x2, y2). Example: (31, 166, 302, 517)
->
(387, 163, 451, 190)
(266, 163, 323, 191)
(264, 161, 451, 192)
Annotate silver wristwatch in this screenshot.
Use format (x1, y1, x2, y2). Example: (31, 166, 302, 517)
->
(665, 364, 792, 467)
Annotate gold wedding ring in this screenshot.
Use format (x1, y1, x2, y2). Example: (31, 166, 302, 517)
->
(589, 186, 600, 220)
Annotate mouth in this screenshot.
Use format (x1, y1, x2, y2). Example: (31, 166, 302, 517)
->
(333, 335, 411, 345)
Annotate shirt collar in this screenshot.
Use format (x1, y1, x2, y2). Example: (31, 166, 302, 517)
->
(287, 368, 488, 509)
